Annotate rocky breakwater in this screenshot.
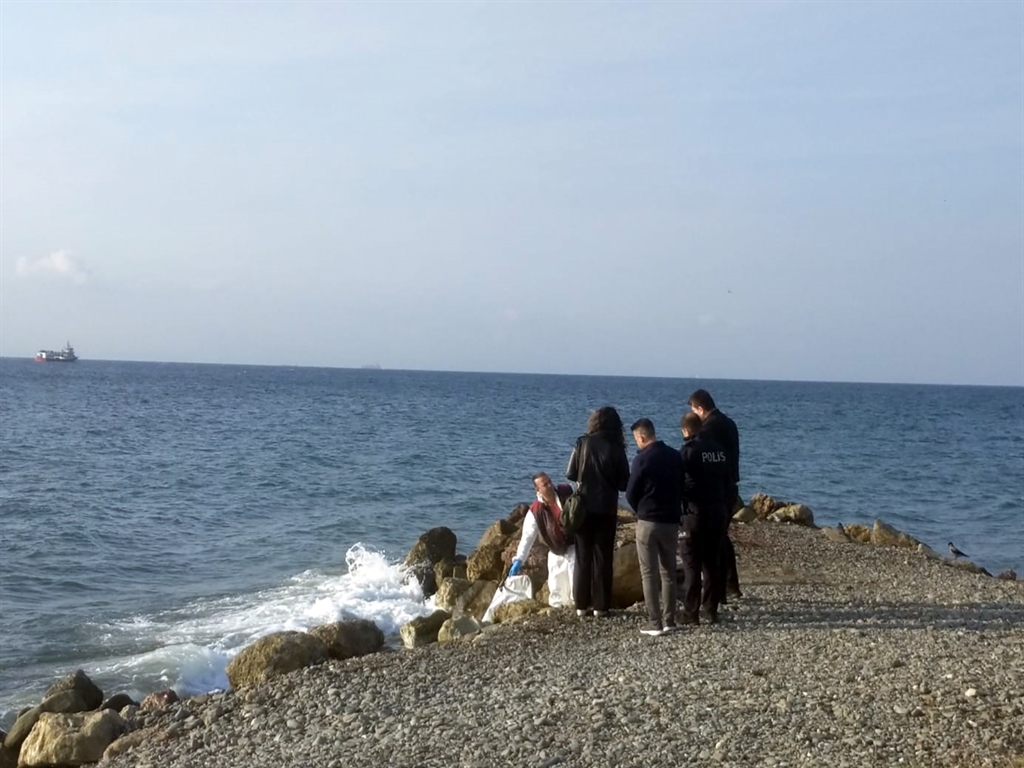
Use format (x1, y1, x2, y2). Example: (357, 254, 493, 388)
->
(12, 493, 1024, 767)
(96, 499, 1022, 768)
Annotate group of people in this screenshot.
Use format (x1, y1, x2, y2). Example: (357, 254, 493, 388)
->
(510, 389, 742, 637)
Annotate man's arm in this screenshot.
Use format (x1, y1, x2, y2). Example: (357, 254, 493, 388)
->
(625, 454, 643, 512)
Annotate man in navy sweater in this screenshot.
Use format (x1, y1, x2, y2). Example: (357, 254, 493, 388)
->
(626, 418, 684, 637)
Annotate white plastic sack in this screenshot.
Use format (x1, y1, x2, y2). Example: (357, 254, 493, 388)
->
(546, 548, 576, 609)
(482, 574, 534, 623)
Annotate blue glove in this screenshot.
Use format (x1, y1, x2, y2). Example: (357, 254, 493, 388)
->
(508, 559, 522, 576)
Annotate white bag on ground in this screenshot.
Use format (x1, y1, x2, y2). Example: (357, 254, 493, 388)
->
(546, 547, 576, 609)
(482, 574, 534, 623)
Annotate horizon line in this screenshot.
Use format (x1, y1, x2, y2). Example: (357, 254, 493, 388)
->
(1, 355, 1021, 389)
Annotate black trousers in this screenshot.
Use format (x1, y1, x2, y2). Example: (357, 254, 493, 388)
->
(722, 485, 741, 596)
(573, 512, 617, 612)
(679, 509, 728, 620)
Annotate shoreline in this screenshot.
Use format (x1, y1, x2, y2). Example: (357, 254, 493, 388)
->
(78, 519, 1024, 768)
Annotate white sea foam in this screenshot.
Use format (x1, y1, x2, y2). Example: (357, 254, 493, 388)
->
(1, 545, 430, 720)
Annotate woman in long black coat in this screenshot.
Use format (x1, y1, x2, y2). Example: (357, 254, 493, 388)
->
(566, 405, 630, 616)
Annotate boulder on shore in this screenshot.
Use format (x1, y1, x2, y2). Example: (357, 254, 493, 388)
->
(308, 619, 385, 660)
(44, 670, 104, 712)
(871, 519, 921, 548)
(18, 710, 125, 768)
(400, 610, 451, 648)
(438, 616, 481, 643)
(225, 631, 328, 689)
(404, 527, 458, 598)
(768, 504, 815, 527)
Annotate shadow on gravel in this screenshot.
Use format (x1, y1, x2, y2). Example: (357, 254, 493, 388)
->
(732, 597, 1024, 631)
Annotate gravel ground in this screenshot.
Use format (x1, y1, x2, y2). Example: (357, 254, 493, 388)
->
(103, 522, 1024, 768)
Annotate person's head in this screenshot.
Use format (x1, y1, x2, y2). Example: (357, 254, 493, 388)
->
(532, 472, 555, 500)
(688, 389, 716, 420)
(630, 418, 656, 449)
(681, 412, 703, 440)
(586, 405, 625, 448)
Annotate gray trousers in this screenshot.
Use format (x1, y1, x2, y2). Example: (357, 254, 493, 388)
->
(635, 520, 679, 630)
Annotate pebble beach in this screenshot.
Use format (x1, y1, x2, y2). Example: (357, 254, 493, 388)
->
(94, 521, 1024, 768)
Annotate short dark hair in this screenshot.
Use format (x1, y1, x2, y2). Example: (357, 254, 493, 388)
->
(688, 389, 716, 411)
(630, 418, 655, 439)
(531, 472, 550, 485)
(681, 412, 702, 435)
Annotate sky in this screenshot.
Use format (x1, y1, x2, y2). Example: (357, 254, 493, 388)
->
(1, 1, 1022, 385)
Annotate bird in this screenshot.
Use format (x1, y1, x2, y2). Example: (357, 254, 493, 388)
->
(948, 542, 968, 560)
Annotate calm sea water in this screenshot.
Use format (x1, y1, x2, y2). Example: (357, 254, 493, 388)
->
(1, 360, 1021, 724)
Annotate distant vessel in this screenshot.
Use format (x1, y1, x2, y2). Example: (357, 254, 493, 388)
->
(35, 342, 78, 363)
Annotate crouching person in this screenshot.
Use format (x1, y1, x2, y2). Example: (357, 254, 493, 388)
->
(510, 472, 576, 608)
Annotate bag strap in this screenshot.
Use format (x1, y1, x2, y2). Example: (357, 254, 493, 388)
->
(574, 435, 589, 489)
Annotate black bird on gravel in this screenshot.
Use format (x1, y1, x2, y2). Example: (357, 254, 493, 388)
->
(948, 542, 968, 560)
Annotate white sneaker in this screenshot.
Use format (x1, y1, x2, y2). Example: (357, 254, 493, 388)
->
(639, 628, 665, 637)
(576, 609, 591, 618)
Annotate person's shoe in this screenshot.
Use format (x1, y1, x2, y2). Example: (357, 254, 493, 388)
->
(663, 624, 683, 633)
(639, 627, 665, 637)
(700, 608, 720, 625)
(727, 586, 743, 599)
(593, 610, 610, 618)
(679, 613, 700, 626)
(576, 609, 591, 618)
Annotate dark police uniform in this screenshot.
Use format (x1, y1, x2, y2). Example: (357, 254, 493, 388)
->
(679, 432, 731, 623)
(698, 408, 742, 598)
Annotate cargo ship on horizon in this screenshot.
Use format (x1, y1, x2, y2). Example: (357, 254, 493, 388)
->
(35, 342, 78, 362)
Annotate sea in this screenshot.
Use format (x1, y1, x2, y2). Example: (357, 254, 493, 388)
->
(0, 360, 1021, 726)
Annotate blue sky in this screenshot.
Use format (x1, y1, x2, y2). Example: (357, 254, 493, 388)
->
(2, 1, 1021, 385)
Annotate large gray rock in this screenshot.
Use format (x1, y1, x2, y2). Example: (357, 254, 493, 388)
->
(4, 705, 42, 752)
(491, 600, 550, 624)
(225, 631, 329, 689)
(611, 521, 643, 609)
(474, 518, 518, 553)
(308, 619, 384, 660)
(399, 610, 451, 648)
(43, 670, 103, 712)
(748, 493, 790, 520)
(768, 504, 815, 527)
(404, 527, 458, 598)
(437, 616, 482, 643)
(732, 506, 758, 523)
(39, 689, 92, 715)
(404, 527, 457, 568)
(18, 710, 125, 767)
(822, 526, 851, 544)
(100, 693, 138, 712)
(466, 542, 506, 583)
(461, 581, 499, 622)
(871, 519, 921, 548)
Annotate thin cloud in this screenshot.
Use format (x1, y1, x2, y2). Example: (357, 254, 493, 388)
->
(15, 250, 91, 284)
(698, 314, 715, 326)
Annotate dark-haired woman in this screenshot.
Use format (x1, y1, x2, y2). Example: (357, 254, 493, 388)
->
(566, 405, 630, 617)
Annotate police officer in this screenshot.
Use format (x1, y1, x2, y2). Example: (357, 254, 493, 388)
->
(679, 411, 730, 624)
(688, 388, 742, 599)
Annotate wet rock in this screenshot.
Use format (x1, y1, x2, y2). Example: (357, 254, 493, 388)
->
(43, 670, 103, 712)
(308, 619, 385, 660)
(225, 632, 329, 688)
(19, 710, 125, 767)
(438, 616, 482, 643)
(100, 693, 138, 712)
(399, 609, 450, 648)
